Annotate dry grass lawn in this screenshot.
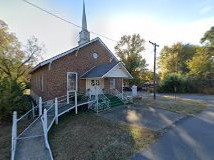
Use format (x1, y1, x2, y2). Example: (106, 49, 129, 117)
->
(137, 96, 209, 115)
(49, 113, 158, 160)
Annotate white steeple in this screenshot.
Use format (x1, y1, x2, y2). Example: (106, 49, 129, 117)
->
(78, 0, 90, 45)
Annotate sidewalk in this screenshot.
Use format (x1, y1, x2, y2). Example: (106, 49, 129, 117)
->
(15, 118, 52, 160)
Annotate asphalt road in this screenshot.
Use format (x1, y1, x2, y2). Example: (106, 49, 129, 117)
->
(131, 108, 214, 160)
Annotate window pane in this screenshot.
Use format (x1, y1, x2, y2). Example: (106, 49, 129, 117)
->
(68, 73, 77, 91)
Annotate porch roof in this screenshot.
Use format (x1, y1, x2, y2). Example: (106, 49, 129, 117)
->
(80, 62, 133, 79)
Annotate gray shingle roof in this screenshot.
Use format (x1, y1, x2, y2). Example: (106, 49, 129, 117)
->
(80, 62, 118, 78)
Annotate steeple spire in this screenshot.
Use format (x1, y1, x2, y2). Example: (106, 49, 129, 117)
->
(78, 0, 90, 45)
(82, 1, 87, 30)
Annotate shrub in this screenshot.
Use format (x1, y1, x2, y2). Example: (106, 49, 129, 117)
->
(0, 78, 30, 122)
(158, 73, 186, 93)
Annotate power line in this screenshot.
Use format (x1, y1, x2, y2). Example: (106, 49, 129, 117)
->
(21, 0, 118, 42)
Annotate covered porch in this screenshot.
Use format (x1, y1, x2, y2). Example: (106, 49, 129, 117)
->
(80, 62, 133, 112)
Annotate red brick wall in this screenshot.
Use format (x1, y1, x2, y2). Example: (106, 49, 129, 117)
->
(30, 41, 118, 101)
(104, 78, 122, 93)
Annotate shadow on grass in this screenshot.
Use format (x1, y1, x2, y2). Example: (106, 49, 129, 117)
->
(49, 107, 158, 160)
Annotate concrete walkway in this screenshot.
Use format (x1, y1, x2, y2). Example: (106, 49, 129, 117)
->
(131, 108, 214, 160)
(15, 117, 52, 160)
(99, 105, 184, 131)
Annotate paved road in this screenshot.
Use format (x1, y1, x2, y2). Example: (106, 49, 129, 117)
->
(131, 108, 214, 160)
(125, 91, 214, 105)
(160, 94, 214, 105)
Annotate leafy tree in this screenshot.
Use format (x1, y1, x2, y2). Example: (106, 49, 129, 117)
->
(115, 34, 147, 85)
(201, 26, 214, 46)
(158, 43, 197, 79)
(187, 47, 214, 80)
(0, 23, 43, 83)
(158, 72, 186, 93)
(0, 20, 43, 121)
(0, 78, 29, 121)
(187, 26, 214, 92)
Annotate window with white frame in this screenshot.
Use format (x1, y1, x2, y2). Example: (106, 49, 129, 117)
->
(110, 79, 115, 89)
(67, 72, 78, 91)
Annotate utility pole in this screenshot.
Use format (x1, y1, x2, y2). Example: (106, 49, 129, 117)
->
(149, 41, 159, 100)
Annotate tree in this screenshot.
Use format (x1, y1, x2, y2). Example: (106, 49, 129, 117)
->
(0, 20, 44, 121)
(115, 34, 147, 85)
(158, 73, 186, 93)
(201, 26, 214, 46)
(187, 26, 214, 89)
(0, 24, 43, 83)
(158, 43, 197, 79)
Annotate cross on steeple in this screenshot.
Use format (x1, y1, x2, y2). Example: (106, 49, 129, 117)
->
(78, 0, 90, 45)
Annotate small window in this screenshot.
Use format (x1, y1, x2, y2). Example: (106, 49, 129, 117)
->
(110, 79, 115, 89)
(93, 52, 99, 59)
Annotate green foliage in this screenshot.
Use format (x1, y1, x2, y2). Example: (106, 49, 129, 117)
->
(115, 34, 147, 85)
(0, 22, 43, 83)
(158, 73, 186, 93)
(0, 20, 43, 121)
(158, 43, 197, 79)
(187, 47, 214, 80)
(158, 26, 214, 94)
(0, 78, 30, 122)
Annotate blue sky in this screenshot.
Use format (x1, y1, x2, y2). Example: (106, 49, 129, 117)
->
(0, 0, 214, 68)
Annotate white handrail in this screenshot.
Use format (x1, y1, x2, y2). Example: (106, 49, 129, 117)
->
(11, 92, 88, 160)
(17, 105, 39, 122)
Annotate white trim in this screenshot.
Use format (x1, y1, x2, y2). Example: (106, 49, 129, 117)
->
(67, 72, 78, 92)
(120, 62, 133, 79)
(102, 62, 133, 79)
(31, 37, 119, 73)
(81, 77, 103, 79)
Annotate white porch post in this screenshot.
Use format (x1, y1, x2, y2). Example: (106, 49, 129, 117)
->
(55, 98, 58, 125)
(39, 97, 42, 116)
(43, 109, 48, 148)
(32, 102, 35, 118)
(67, 91, 69, 104)
(75, 91, 77, 114)
(122, 78, 124, 100)
(96, 86, 99, 113)
(11, 111, 17, 160)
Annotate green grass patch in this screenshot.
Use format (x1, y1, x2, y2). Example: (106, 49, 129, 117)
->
(49, 112, 158, 160)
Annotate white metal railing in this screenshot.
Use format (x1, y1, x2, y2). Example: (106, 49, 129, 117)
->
(11, 91, 97, 160)
(89, 93, 110, 113)
(11, 102, 41, 160)
(40, 92, 79, 160)
(108, 89, 129, 103)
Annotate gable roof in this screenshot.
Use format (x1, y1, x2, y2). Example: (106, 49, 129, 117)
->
(30, 37, 118, 73)
(80, 62, 118, 79)
(80, 62, 133, 79)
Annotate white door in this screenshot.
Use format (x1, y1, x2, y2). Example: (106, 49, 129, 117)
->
(87, 79, 103, 97)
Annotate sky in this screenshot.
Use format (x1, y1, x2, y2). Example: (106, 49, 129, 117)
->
(0, 0, 214, 69)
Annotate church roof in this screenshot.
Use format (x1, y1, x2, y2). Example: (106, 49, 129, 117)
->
(80, 62, 133, 79)
(80, 62, 119, 79)
(30, 37, 118, 73)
